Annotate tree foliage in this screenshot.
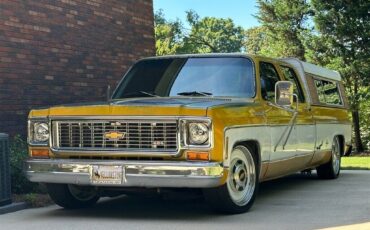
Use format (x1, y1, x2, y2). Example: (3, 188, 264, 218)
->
(244, 26, 270, 55)
(310, 0, 370, 152)
(154, 10, 245, 55)
(359, 88, 370, 149)
(154, 9, 184, 55)
(254, 0, 312, 60)
(183, 10, 245, 53)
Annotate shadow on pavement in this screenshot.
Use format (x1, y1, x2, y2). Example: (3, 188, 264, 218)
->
(36, 172, 323, 220)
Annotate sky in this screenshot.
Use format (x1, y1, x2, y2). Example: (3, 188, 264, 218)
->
(153, 0, 260, 29)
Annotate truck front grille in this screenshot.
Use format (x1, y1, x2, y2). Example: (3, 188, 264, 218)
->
(52, 120, 178, 152)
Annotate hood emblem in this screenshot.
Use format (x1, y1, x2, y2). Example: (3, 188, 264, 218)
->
(104, 131, 125, 141)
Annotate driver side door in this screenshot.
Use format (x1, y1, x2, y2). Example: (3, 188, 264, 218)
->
(260, 61, 300, 179)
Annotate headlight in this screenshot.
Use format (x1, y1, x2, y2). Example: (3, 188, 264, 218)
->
(34, 122, 49, 142)
(188, 122, 209, 145)
(28, 120, 49, 145)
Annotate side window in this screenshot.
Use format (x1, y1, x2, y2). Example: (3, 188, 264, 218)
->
(280, 66, 305, 103)
(315, 80, 326, 103)
(314, 79, 343, 105)
(260, 62, 280, 101)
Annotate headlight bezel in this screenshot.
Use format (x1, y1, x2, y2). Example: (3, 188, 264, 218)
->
(180, 118, 212, 148)
(28, 118, 50, 146)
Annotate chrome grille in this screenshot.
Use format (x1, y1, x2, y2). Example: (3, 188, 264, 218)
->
(53, 120, 178, 151)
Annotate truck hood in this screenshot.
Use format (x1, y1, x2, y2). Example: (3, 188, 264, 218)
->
(30, 97, 255, 117)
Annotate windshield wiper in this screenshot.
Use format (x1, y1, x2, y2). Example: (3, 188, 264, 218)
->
(121, 91, 160, 98)
(177, 91, 212, 96)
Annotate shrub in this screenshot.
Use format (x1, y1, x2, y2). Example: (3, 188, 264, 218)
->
(9, 135, 43, 194)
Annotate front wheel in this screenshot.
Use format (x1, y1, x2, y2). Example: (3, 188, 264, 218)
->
(203, 145, 259, 214)
(46, 184, 100, 209)
(316, 136, 342, 179)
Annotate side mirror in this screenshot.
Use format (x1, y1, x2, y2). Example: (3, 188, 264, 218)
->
(275, 81, 293, 107)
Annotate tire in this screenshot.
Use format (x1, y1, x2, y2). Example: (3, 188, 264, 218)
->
(316, 136, 342, 179)
(46, 184, 100, 209)
(203, 145, 259, 214)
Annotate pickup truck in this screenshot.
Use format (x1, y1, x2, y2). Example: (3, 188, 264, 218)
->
(26, 54, 352, 213)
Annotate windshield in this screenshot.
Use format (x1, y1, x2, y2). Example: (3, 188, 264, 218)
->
(112, 57, 255, 99)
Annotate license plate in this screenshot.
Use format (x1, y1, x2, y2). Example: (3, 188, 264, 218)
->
(90, 165, 124, 185)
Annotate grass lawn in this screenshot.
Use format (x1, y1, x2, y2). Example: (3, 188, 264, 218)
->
(341, 157, 370, 170)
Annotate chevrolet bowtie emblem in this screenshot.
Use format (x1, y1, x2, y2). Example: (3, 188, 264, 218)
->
(104, 131, 125, 140)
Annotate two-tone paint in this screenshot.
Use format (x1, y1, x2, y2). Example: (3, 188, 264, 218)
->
(26, 54, 352, 186)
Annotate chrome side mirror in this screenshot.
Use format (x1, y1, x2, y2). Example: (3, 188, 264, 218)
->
(275, 81, 294, 107)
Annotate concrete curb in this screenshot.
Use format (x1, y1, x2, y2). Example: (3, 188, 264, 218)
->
(0, 202, 28, 215)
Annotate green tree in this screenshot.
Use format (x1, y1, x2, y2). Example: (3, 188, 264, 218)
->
(154, 9, 184, 56)
(254, 0, 312, 60)
(359, 88, 370, 149)
(311, 0, 370, 152)
(244, 26, 270, 55)
(154, 10, 244, 55)
(183, 10, 245, 53)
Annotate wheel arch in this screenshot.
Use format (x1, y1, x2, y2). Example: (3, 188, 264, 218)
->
(335, 134, 345, 156)
(223, 125, 270, 176)
(232, 140, 261, 174)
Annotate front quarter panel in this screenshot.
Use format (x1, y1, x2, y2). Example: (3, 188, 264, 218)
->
(207, 103, 269, 179)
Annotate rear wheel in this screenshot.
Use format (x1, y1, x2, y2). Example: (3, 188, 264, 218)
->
(46, 184, 100, 209)
(317, 136, 342, 179)
(204, 145, 259, 214)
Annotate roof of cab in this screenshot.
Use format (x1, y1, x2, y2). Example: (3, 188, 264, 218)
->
(140, 53, 253, 60)
(280, 58, 341, 82)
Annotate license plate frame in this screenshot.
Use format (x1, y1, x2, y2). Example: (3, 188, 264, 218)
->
(90, 165, 125, 185)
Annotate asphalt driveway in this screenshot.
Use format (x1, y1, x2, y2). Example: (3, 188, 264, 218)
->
(1, 170, 369, 230)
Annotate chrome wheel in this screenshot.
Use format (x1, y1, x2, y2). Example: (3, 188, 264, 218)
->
(203, 145, 259, 213)
(68, 185, 98, 202)
(332, 137, 341, 175)
(317, 136, 342, 179)
(227, 146, 256, 206)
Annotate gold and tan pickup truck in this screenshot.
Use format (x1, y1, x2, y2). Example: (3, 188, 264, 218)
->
(26, 54, 352, 213)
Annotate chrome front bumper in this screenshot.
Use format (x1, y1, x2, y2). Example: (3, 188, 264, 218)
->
(25, 159, 225, 188)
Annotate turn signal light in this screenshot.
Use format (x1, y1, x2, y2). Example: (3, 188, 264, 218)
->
(186, 151, 209, 161)
(30, 149, 50, 158)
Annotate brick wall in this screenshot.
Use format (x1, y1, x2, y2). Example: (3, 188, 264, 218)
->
(0, 0, 155, 136)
